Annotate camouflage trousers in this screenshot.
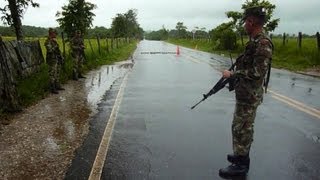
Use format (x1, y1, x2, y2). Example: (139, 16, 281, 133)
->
(73, 53, 84, 76)
(47, 60, 61, 85)
(232, 102, 259, 156)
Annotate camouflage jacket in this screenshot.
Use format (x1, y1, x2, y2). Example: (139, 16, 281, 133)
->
(45, 38, 62, 62)
(232, 32, 273, 104)
(70, 36, 84, 54)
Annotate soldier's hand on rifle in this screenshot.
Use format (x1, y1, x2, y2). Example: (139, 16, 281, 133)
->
(222, 70, 232, 78)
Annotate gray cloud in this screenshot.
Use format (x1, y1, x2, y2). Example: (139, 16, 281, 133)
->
(0, 0, 318, 34)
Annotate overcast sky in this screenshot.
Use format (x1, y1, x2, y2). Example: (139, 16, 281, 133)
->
(0, 0, 319, 34)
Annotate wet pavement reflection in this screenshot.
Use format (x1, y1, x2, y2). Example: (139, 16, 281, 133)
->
(85, 62, 134, 113)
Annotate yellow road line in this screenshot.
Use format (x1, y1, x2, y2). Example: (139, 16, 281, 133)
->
(269, 90, 320, 119)
(182, 54, 201, 64)
(88, 73, 129, 180)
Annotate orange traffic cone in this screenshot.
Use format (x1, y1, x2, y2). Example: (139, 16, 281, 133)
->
(176, 46, 180, 55)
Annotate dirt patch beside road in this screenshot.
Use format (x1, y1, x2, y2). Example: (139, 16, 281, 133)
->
(0, 79, 91, 179)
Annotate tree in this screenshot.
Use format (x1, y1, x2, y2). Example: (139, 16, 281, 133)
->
(210, 22, 237, 50)
(175, 22, 187, 38)
(226, 0, 279, 33)
(111, 13, 127, 38)
(0, 0, 39, 40)
(124, 9, 138, 38)
(110, 9, 143, 39)
(56, 0, 96, 38)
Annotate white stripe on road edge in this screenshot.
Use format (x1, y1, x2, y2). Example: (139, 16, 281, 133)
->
(88, 73, 129, 180)
(269, 90, 320, 119)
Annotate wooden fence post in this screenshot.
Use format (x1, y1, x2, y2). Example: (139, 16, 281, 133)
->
(106, 38, 109, 53)
(111, 38, 114, 50)
(116, 38, 119, 48)
(88, 38, 94, 55)
(298, 32, 302, 49)
(61, 32, 66, 59)
(316, 32, 320, 51)
(96, 35, 101, 55)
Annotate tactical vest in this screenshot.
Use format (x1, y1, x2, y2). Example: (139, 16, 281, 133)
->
(239, 33, 274, 93)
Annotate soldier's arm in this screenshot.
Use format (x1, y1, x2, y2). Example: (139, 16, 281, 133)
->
(232, 39, 272, 81)
(71, 38, 81, 50)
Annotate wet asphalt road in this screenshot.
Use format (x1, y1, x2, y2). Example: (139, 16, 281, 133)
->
(66, 40, 320, 180)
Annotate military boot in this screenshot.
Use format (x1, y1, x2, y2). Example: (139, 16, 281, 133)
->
(50, 83, 59, 94)
(227, 154, 250, 168)
(55, 82, 65, 91)
(219, 163, 249, 178)
(219, 155, 250, 178)
(78, 73, 86, 79)
(73, 70, 78, 81)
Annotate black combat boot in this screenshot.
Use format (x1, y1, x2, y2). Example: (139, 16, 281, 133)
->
(72, 70, 78, 80)
(219, 163, 249, 178)
(55, 82, 65, 90)
(78, 73, 86, 79)
(219, 155, 250, 178)
(50, 83, 59, 94)
(227, 154, 250, 168)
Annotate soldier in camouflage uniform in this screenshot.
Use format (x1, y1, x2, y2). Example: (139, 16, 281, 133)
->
(45, 28, 65, 94)
(70, 30, 85, 80)
(219, 6, 273, 177)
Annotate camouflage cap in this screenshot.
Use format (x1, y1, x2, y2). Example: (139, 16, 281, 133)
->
(242, 6, 266, 22)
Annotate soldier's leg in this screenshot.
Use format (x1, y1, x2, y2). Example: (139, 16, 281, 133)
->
(78, 54, 85, 78)
(55, 62, 65, 90)
(219, 103, 258, 177)
(232, 102, 258, 156)
(73, 54, 79, 80)
(48, 62, 58, 94)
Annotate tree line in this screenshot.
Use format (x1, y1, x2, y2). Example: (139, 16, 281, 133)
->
(0, 25, 117, 39)
(145, 0, 280, 51)
(0, 0, 143, 40)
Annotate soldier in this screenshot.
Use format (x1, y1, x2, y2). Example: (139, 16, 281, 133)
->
(70, 30, 86, 80)
(219, 6, 273, 177)
(45, 28, 65, 94)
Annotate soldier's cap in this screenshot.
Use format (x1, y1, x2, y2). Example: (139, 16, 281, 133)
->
(242, 6, 267, 23)
(48, 28, 57, 34)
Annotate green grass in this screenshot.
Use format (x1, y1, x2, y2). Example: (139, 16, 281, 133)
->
(167, 37, 320, 71)
(2, 37, 137, 111)
(16, 64, 50, 106)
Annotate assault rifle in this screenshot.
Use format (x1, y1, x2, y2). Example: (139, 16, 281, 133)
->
(190, 54, 243, 110)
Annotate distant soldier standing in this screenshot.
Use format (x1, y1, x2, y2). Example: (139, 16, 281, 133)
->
(45, 28, 65, 94)
(70, 30, 86, 80)
(219, 6, 273, 178)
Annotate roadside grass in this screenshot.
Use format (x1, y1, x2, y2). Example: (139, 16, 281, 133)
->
(167, 37, 320, 71)
(2, 37, 137, 109)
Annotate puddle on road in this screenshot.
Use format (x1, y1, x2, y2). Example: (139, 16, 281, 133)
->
(85, 62, 134, 113)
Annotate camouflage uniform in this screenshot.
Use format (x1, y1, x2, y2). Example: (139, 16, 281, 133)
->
(231, 32, 273, 156)
(70, 32, 85, 80)
(219, 6, 273, 178)
(45, 30, 64, 93)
